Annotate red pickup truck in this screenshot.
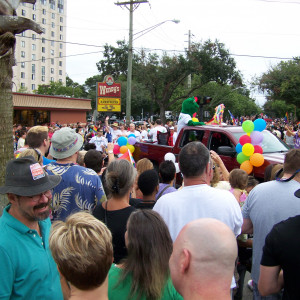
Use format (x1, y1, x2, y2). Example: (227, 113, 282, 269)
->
(133, 125, 289, 180)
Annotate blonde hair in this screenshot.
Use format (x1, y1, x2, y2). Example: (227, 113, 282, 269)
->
(76, 150, 87, 166)
(136, 158, 153, 176)
(17, 149, 43, 165)
(49, 212, 113, 290)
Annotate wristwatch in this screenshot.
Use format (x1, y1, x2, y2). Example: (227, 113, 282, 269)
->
(108, 150, 113, 154)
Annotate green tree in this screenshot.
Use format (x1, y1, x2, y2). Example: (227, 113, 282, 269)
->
(263, 100, 296, 119)
(36, 78, 85, 98)
(258, 58, 300, 107)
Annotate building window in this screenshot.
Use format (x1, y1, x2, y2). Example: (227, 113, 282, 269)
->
(51, 12, 55, 19)
(21, 9, 26, 16)
(32, 34, 36, 40)
(58, 0, 64, 13)
(32, 4, 36, 10)
(21, 32, 26, 37)
(59, 70, 62, 75)
(32, 44, 36, 50)
(21, 51, 25, 58)
(59, 61, 62, 67)
(51, 22, 55, 28)
(21, 41, 25, 47)
(43, 28, 46, 34)
(60, 16, 63, 22)
(32, 54, 36, 60)
(32, 74, 35, 80)
(51, 31, 54, 37)
(42, 66, 45, 75)
(21, 72, 25, 79)
(42, 56, 45, 62)
(51, 58, 54, 64)
(59, 43, 63, 49)
(50, 77, 54, 82)
(32, 64, 35, 73)
(59, 26, 63, 31)
(42, 37, 46, 43)
(59, 34, 63, 40)
(32, 84, 36, 90)
(51, 40, 54, 47)
(51, 68, 54, 74)
(21, 83, 25, 88)
(40, 0, 47, 5)
(32, 14, 36, 20)
(21, 62, 25, 68)
(42, 47, 45, 53)
(59, 52, 62, 57)
(42, 18, 46, 24)
(42, 76, 45, 82)
(42, 8, 46, 14)
(51, 49, 54, 55)
(50, 0, 56, 10)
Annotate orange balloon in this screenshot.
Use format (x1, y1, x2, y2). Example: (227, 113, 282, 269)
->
(250, 153, 264, 167)
(240, 160, 253, 174)
(119, 145, 128, 154)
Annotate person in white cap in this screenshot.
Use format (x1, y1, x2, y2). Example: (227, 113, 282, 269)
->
(46, 127, 106, 222)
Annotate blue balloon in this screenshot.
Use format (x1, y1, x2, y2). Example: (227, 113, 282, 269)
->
(128, 134, 135, 138)
(236, 143, 243, 153)
(118, 136, 128, 147)
(254, 119, 266, 132)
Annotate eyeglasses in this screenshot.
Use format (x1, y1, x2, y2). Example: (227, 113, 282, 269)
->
(28, 190, 52, 202)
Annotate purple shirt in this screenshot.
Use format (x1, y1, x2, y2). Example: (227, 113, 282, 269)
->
(155, 183, 177, 200)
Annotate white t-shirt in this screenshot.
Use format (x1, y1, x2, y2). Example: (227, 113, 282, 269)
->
(127, 130, 141, 142)
(89, 136, 107, 152)
(140, 130, 148, 141)
(177, 113, 192, 134)
(149, 125, 167, 143)
(153, 184, 243, 288)
(173, 132, 178, 145)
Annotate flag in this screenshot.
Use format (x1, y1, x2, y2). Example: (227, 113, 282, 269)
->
(118, 150, 136, 168)
(228, 110, 236, 124)
(284, 112, 288, 123)
(93, 125, 98, 133)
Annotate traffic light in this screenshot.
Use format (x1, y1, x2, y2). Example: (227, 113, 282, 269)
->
(203, 96, 212, 105)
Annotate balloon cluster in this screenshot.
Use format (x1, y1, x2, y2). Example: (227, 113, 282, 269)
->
(235, 119, 267, 174)
(113, 135, 137, 155)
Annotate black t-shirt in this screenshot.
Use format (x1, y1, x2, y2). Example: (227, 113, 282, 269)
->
(93, 204, 135, 264)
(261, 215, 300, 300)
(135, 200, 156, 210)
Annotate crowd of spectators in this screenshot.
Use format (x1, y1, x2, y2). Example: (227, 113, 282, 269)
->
(1, 115, 300, 299)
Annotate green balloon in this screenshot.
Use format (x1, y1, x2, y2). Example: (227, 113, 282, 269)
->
(237, 152, 250, 164)
(242, 120, 254, 133)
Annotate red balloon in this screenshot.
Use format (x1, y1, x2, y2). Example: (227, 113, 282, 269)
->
(254, 145, 263, 154)
(113, 144, 120, 154)
(239, 135, 251, 146)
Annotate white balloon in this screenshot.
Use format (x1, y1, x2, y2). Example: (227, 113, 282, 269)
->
(164, 152, 176, 163)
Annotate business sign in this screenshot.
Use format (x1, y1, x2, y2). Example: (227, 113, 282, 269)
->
(97, 98, 121, 112)
(97, 75, 121, 112)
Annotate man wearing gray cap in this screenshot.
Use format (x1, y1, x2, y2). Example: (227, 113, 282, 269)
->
(0, 156, 63, 299)
(46, 127, 106, 221)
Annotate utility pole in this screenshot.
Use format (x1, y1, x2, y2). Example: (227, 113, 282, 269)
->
(115, 0, 148, 125)
(185, 30, 193, 89)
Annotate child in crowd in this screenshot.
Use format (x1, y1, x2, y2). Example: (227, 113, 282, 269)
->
(229, 169, 248, 207)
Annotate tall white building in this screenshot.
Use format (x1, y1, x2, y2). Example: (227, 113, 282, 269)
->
(13, 0, 67, 93)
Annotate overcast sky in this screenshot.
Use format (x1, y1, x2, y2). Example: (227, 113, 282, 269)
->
(66, 0, 300, 106)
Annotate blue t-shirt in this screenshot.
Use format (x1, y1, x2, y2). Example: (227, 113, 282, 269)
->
(46, 162, 107, 221)
(0, 206, 63, 300)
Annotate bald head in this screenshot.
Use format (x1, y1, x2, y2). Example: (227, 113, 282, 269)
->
(169, 218, 237, 298)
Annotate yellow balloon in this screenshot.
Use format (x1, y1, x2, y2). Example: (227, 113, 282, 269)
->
(127, 144, 135, 153)
(240, 160, 253, 174)
(250, 153, 264, 167)
(247, 132, 251, 136)
(192, 117, 199, 122)
(242, 143, 254, 157)
(120, 145, 128, 154)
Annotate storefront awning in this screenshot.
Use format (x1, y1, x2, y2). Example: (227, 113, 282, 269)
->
(13, 93, 91, 110)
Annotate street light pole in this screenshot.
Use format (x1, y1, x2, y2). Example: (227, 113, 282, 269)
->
(126, 1, 133, 125)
